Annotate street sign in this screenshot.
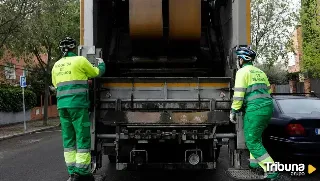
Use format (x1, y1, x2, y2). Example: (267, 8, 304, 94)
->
(20, 76, 27, 88)
(20, 75, 27, 132)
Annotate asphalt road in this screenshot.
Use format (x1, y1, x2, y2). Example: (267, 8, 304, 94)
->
(0, 127, 319, 181)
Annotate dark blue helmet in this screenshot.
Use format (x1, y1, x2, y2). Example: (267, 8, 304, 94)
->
(236, 47, 256, 61)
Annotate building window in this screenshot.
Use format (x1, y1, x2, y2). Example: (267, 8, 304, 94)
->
(287, 52, 295, 66)
(4, 64, 16, 80)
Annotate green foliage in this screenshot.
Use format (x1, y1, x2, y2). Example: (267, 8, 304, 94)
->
(251, 0, 299, 66)
(256, 63, 289, 84)
(0, 0, 35, 56)
(301, 0, 320, 78)
(7, 0, 80, 79)
(0, 87, 36, 112)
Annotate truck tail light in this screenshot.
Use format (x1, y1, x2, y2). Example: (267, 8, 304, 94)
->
(286, 124, 305, 136)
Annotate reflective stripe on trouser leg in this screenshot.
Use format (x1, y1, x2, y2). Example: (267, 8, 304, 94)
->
(64, 148, 76, 168)
(68, 108, 92, 175)
(59, 109, 77, 175)
(256, 153, 275, 172)
(76, 150, 91, 173)
(244, 105, 275, 172)
(249, 152, 260, 168)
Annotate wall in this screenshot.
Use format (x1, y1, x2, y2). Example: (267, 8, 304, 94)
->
(30, 105, 58, 120)
(288, 25, 302, 73)
(0, 105, 58, 126)
(0, 110, 32, 125)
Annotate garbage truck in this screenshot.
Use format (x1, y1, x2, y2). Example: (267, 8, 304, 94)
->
(78, 0, 261, 180)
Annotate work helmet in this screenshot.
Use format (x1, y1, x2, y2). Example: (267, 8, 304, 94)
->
(235, 47, 256, 62)
(59, 37, 76, 53)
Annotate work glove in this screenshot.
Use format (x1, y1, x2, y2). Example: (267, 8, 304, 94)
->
(229, 110, 237, 124)
(96, 58, 104, 64)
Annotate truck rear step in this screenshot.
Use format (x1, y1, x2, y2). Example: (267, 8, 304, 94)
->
(226, 168, 266, 180)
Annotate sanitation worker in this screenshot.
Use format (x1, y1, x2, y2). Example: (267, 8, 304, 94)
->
(52, 37, 105, 181)
(229, 47, 279, 180)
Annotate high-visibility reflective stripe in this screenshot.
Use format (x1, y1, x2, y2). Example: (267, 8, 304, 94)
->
(234, 87, 246, 92)
(249, 159, 258, 163)
(75, 163, 90, 169)
(234, 85, 270, 93)
(246, 84, 270, 93)
(64, 147, 76, 152)
(233, 97, 244, 101)
(66, 162, 76, 167)
(77, 149, 90, 153)
(57, 88, 88, 97)
(247, 94, 271, 101)
(256, 153, 270, 162)
(57, 80, 88, 87)
(64, 150, 76, 165)
(76, 152, 91, 165)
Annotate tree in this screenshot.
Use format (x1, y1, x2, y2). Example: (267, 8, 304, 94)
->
(0, 0, 35, 54)
(8, 0, 80, 125)
(251, 0, 299, 67)
(256, 63, 289, 84)
(301, 0, 320, 78)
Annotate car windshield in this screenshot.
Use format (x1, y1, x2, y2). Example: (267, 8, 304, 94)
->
(277, 99, 320, 114)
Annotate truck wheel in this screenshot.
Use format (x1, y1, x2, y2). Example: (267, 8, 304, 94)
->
(108, 155, 116, 163)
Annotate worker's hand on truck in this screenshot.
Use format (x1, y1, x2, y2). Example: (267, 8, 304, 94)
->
(229, 110, 237, 124)
(96, 58, 104, 64)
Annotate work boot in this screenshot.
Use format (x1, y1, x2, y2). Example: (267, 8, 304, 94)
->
(80, 174, 95, 181)
(264, 172, 279, 180)
(249, 164, 264, 175)
(67, 175, 72, 181)
(70, 173, 81, 181)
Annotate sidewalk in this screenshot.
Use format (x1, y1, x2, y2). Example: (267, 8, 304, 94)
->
(0, 118, 61, 141)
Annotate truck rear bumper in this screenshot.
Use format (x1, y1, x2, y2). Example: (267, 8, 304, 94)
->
(116, 162, 215, 170)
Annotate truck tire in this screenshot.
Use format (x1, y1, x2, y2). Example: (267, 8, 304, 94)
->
(108, 155, 116, 163)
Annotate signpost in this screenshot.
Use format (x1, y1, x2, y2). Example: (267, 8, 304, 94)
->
(20, 74, 27, 132)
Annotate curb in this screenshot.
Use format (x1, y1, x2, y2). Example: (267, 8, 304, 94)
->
(0, 125, 60, 141)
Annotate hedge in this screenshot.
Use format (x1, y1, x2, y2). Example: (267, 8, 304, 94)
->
(0, 87, 37, 112)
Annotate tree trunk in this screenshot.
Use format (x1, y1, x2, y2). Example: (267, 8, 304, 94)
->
(304, 78, 311, 97)
(289, 80, 297, 93)
(271, 84, 276, 93)
(43, 78, 49, 126)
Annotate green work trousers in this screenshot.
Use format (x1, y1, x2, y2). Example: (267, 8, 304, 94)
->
(244, 104, 276, 172)
(58, 108, 92, 176)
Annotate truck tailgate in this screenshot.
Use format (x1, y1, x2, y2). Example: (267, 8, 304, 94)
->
(98, 77, 231, 125)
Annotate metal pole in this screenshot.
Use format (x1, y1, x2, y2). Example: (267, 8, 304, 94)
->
(23, 70, 26, 133)
(23, 86, 26, 132)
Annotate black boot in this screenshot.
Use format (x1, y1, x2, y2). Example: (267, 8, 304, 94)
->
(67, 175, 72, 181)
(80, 174, 95, 181)
(71, 174, 81, 181)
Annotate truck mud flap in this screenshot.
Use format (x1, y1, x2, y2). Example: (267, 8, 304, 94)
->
(226, 168, 267, 180)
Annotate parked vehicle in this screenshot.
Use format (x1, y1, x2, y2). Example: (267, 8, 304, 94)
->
(263, 93, 320, 164)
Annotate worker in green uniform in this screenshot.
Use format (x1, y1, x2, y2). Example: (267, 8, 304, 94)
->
(229, 47, 279, 180)
(52, 37, 105, 181)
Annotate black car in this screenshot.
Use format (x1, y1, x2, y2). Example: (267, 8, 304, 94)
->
(263, 93, 320, 164)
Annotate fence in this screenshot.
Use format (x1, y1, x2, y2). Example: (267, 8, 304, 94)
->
(274, 78, 320, 93)
(275, 82, 304, 93)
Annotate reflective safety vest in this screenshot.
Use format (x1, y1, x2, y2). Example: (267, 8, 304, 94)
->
(52, 55, 106, 109)
(231, 64, 272, 112)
